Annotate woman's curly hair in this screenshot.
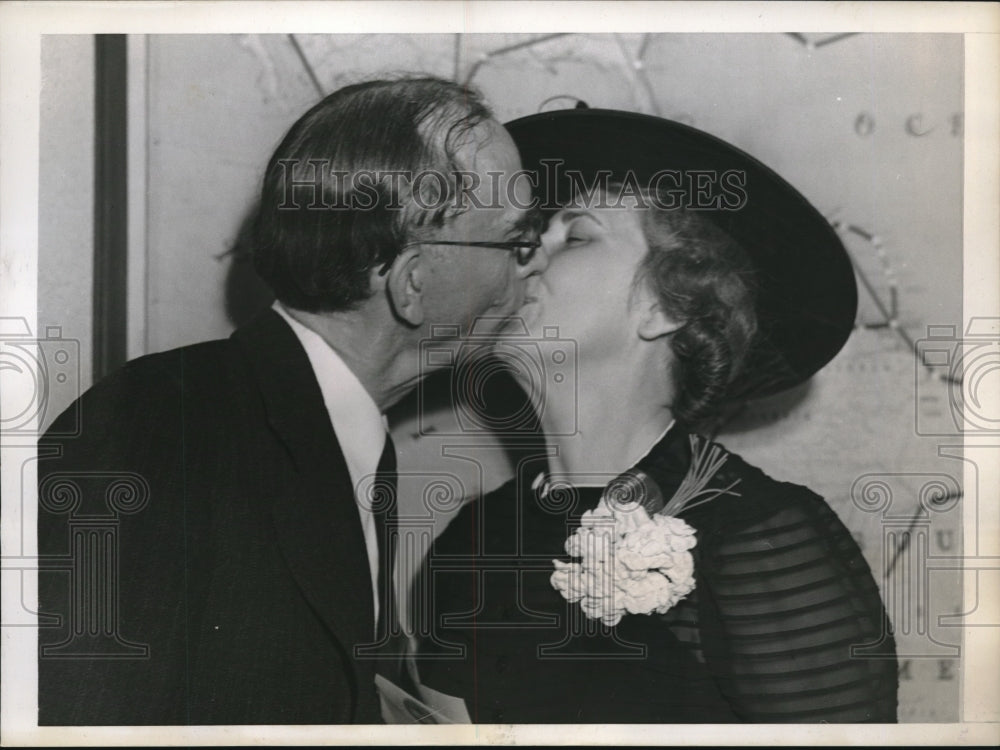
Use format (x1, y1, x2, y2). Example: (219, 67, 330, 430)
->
(635, 207, 758, 425)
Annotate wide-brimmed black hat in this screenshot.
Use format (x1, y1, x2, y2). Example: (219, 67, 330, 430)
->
(505, 108, 857, 401)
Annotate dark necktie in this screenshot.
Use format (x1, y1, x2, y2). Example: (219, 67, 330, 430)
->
(372, 433, 408, 686)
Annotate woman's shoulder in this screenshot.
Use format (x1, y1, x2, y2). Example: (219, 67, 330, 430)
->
(681, 437, 845, 547)
(677, 438, 878, 593)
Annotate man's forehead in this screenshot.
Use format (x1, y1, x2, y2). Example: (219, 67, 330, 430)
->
(454, 196, 527, 235)
(454, 118, 518, 170)
(488, 192, 543, 230)
(436, 119, 535, 235)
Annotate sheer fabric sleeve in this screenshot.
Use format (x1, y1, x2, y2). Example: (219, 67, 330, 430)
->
(693, 490, 898, 723)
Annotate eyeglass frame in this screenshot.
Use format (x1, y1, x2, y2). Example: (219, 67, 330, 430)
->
(377, 238, 542, 276)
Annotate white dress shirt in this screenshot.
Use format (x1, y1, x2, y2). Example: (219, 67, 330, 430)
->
(273, 302, 384, 625)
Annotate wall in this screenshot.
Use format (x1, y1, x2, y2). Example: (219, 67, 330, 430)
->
(37, 35, 94, 427)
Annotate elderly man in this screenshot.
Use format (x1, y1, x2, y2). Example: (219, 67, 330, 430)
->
(37, 76, 546, 725)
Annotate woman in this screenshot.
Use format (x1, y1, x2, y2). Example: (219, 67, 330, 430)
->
(412, 109, 898, 723)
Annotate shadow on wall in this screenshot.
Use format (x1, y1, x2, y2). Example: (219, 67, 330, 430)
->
(223, 201, 275, 329)
(389, 363, 546, 473)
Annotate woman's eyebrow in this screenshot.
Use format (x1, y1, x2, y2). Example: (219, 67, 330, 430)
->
(559, 208, 604, 227)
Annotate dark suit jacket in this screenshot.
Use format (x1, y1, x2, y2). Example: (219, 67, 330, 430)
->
(37, 310, 383, 725)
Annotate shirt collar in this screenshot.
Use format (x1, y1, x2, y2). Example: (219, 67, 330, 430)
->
(272, 302, 387, 479)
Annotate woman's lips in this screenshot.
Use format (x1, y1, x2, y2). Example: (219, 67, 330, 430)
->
(522, 276, 548, 304)
(516, 295, 540, 318)
(510, 296, 542, 333)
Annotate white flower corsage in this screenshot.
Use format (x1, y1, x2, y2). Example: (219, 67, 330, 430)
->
(550, 435, 740, 626)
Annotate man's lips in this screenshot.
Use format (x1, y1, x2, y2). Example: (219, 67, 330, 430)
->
(520, 280, 547, 307)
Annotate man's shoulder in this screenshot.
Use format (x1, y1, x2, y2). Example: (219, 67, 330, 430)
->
(42, 337, 245, 441)
(120, 337, 234, 379)
(70, 308, 295, 399)
(88, 337, 238, 397)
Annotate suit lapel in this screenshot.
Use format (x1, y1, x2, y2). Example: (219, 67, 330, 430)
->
(232, 310, 376, 662)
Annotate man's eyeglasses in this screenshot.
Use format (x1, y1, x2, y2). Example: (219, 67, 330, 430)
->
(377, 239, 541, 276)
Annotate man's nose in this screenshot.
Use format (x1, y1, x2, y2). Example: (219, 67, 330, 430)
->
(518, 238, 550, 277)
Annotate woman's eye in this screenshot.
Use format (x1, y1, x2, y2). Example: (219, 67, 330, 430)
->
(562, 216, 597, 246)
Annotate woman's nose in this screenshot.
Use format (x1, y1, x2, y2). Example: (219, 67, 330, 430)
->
(539, 222, 565, 261)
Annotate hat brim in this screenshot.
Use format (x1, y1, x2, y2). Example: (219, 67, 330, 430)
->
(505, 108, 857, 401)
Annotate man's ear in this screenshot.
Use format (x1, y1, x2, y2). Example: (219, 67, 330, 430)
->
(382, 246, 425, 326)
(636, 299, 684, 341)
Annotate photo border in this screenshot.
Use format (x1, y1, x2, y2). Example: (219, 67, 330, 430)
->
(1, 1, 997, 745)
